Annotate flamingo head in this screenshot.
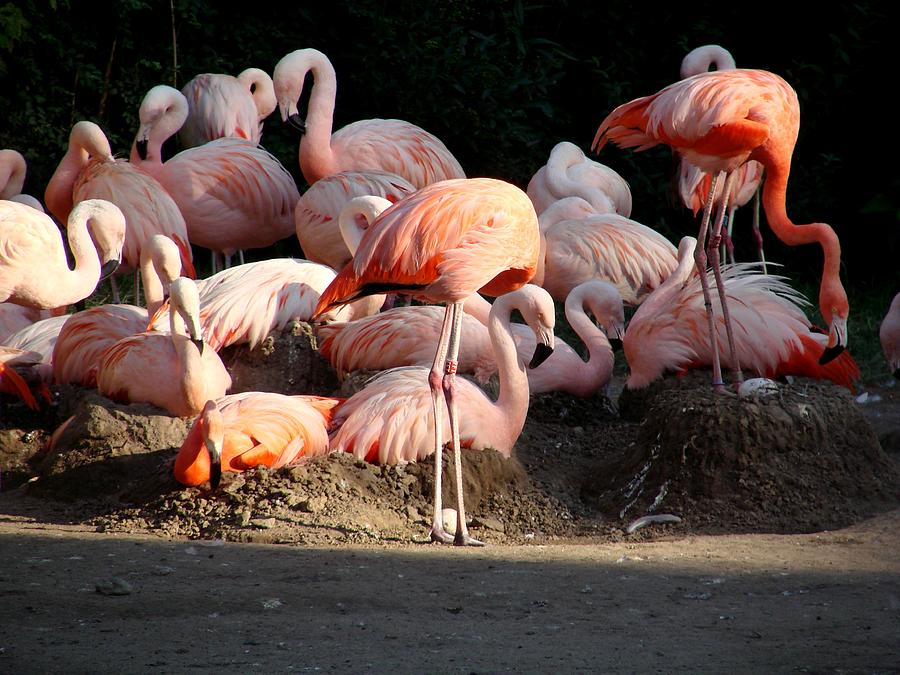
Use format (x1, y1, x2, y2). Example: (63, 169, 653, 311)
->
(818, 277, 849, 365)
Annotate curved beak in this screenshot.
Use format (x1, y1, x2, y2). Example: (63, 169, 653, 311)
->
(819, 316, 848, 366)
(135, 138, 148, 161)
(191, 337, 205, 355)
(287, 113, 307, 134)
(99, 259, 120, 280)
(205, 437, 223, 489)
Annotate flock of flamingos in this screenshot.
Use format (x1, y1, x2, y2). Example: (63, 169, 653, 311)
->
(1, 44, 899, 545)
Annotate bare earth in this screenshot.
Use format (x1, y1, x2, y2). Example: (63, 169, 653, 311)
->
(1, 327, 899, 673)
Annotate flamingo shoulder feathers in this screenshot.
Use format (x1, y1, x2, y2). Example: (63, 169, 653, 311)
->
(178, 72, 260, 146)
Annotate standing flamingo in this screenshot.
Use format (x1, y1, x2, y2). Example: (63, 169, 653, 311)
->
(97, 277, 231, 417)
(273, 48, 465, 188)
(880, 292, 900, 379)
(44, 121, 194, 293)
(623, 237, 859, 391)
(328, 285, 554, 464)
(130, 85, 300, 268)
(174, 392, 342, 488)
(314, 177, 544, 545)
(0, 199, 124, 309)
(0, 149, 42, 211)
(593, 68, 849, 390)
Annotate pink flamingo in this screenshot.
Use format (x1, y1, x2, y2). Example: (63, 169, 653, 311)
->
(0, 304, 55, 343)
(0, 347, 43, 409)
(880, 293, 900, 379)
(178, 68, 277, 148)
(44, 121, 194, 294)
(52, 234, 185, 387)
(318, 280, 622, 398)
(593, 68, 849, 390)
(623, 237, 859, 391)
(526, 141, 632, 217)
(130, 85, 299, 268)
(148, 258, 383, 353)
(328, 285, 554, 464)
(273, 48, 465, 188)
(0, 149, 43, 211)
(4, 314, 70, 389)
(294, 170, 416, 269)
(0, 198, 124, 309)
(174, 392, 342, 488)
(314, 177, 543, 545)
(97, 277, 232, 417)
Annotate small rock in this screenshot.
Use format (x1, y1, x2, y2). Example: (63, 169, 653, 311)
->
(474, 516, 505, 533)
(251, 518, 277, 529)
(239, 510, 252, 527)
(300, 496, 328, 514)
(96, 578, 132, 596)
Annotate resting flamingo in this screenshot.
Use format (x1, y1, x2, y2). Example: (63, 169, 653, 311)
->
(0, 304, 55, 343)
(0, 149, 43, 211)
(273, 48, 465, 189)
(329, 285, 554, 466)
(593, 67, 849, 391)
(52, 234, 185, 387)
(5, 314, 70, 390)
(130, 85, 299, 268)
(526, 141, 632, 217)
(178, 68, 277, 148)
(44, 121, 194, 297)
(294, 170, 416, 269)
(0, 347, 42, 409)
(148, 257, 383, 353)
(623, 237, 859, 391)
(314, 177, 544, 545)
(96, 277, 231, 417)
(318, 280, 622, 397)
(0, 199, 124, 309)
(174, 393, 342, 488)
(880, 293, 900, 379)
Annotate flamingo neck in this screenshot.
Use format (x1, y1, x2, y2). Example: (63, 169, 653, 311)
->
(299, 53, 339, 184)
(60, 210, 104, 306)
(44, 145, 88, 223)
(170, 310, 207, 416)
(139, 249, 166, 315)
(489, 299, 531, 449)
(0, 152, 26, 199)
(564, 292, 614, 388)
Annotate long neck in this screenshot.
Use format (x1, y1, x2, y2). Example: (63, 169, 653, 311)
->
(489, 300, 531, 448)
(635, 238, 697, 320)
(44, 145, 88, 223)
(140, 249, 166, 315)
(461, 292, 493, 325)
(60, 210, 104, 305)
(564, 292, 614, 387)
(170, 310, 207, 415)
(0, 152, 26, 198)
(299, 53, 338, 183)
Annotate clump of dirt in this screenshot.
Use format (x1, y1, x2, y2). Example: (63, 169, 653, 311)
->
(585, 375, 900, 534)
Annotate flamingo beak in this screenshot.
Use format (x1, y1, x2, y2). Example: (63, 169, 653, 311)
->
(99, 259, 120, 280)
(819, 316, 848, 366)
(529, 329, 555, 369)
(205, 437, 223, 489)
(191, 338, 205, 355)
(135, 138, 148, 161)
(287, 113, 307, 134)
(609, 338, 623, 352)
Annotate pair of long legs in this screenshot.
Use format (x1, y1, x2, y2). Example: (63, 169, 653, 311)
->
(427, 300, 483, 546)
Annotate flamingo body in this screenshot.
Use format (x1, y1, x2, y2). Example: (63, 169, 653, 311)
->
(880, 293, 900, 378)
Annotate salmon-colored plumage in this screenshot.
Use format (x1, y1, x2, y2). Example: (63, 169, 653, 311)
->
(0, 347, 42, 409)
(0, 149, 42, 210)
(273, 48, 465, 189)
(880, 293, 900, 379)
(174, 392, 342, 487)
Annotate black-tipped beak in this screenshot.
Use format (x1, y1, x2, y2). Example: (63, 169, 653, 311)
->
(136, 138, 148, 161)
(609, 337, 623, 352)
(893, 367, 900, 380)
(529, 342, 554, 369)
(191, 338, 205, 355)
(287, 113, 307, 133)
(819, 343, 846, 366)
(100, 259, 120, 280)
(209, 462, 222, 490)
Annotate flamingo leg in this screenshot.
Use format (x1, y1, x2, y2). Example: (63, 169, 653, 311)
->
(428, 303, 455, 544)
(133, 268, 142, 307)
(694, 172, 726, 391)
(707, 171, 744, 385)
(109, 275, 121, 304)
(751, 185, 767, 274)
(723, 204, 737, 266)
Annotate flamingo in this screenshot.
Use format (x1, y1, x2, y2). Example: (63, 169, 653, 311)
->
(0, 149, 43, 211)
(97, 277, 232, 417)
(328, 285, 555, 465)
(0, 304, 54, 343)
(677, 45, 766, 269)
(0, 198, 124, 309)
(174, 392, 342, 488)
(526, 141, 632, 217)
(318, 280, 622, 398)
(0, 347, 43, 409)
(44, 121, 194, 293)
(294, 170, 416, 269)
(148, 258, 383, 353)
(313, 177, 544, 545)
(4, 314, 70, 388)
(623, 237, 859, 391)
(130, 85, 300, 267)
(593, 68, 849, 390)
(272, 48, 465, 189)
(178, 68, 277, 148)
(52, 234, 185, 387)
(880, 292, 900, 379)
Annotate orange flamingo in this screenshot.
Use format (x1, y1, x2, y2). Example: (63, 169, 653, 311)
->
(273, 48, 465, 189)
(130, 85, 299, 268)
(178, 68, 277, 148)
(294, 170, 416, 269)
(44, 121, 194, 294)
(174, 392, 342, 488)
(880, 293, 900, 379)
(593, 67, 849, 388)
(314, 177, 544, 545)
(0, 149, 42, 211)
(329, 285, 554, 463)
(623, 237, 859, 391)
(0, 198, 124, 309)
(52, 234, 185, 387)
(0, 347, 42, 409)
(526, 141, 632, 217)
(96, 277, 232, 417)
(148, 258, 383, 353)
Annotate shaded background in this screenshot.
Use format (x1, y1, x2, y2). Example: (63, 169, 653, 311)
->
(1, 0, 896, 319)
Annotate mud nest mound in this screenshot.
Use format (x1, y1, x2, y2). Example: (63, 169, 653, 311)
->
(584, 376, 900, 534)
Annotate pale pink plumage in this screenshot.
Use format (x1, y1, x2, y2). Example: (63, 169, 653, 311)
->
(130, 85, 299, 258)
(0, 149, 42, 210)
(880, 293, 900, 378)
(0, 303, 52, 343)
(5, 314, 69, 385)
(328, 285, 555, 465)
(273, 48, 465, 188)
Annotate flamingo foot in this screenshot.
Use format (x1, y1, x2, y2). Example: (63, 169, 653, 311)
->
(454, 532, 485, 547)
(429, 526, 456, 544)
